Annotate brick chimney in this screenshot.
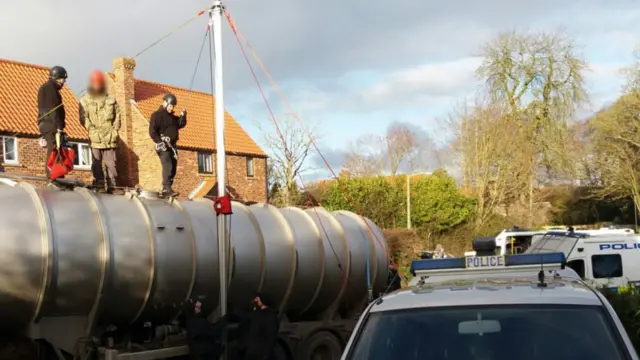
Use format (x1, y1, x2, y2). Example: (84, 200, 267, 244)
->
(110, 57, 138, 188)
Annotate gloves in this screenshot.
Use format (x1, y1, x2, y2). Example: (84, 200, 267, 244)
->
(161, 135, 171, 144)
(155, 142, 167, 152)
(55, 131, 61, 149)
(178, 109, 187, 128)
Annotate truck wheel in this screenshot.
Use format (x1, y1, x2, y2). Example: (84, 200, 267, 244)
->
(272, 341, 291, 360)
(297, 331, 342, 360)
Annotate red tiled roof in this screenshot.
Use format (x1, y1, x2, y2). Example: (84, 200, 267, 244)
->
(133, 79, 266, 156)
(0, 58, 87, 140)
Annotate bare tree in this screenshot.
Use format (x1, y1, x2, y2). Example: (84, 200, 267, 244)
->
(386, 122, 418, 175)
(476, 30, 588, 224)
(590, 91, 640, 211)
(259, 116, 317, 206)
(451, 98, 528, 228)
(622, 48, 640, 93)
(342, 122, 419, 176)
(342, 134, 386, 176)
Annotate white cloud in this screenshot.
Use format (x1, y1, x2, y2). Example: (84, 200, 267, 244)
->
(358, 57, 482, 107)
(2, 0, 640, 163)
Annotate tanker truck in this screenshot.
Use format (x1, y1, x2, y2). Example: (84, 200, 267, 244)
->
(0, 178, 390, 360)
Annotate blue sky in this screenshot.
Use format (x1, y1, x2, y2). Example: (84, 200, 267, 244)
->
(1, 0, 638, 180)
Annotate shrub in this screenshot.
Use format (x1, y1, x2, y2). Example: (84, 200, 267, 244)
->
(601, 286, 640, 350)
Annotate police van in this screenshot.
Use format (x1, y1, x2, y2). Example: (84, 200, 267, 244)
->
(342, 241, 638, 360)
(494, 228, 546, 255)
(465, 227, 635, 258)
(526, 231, 640, 290)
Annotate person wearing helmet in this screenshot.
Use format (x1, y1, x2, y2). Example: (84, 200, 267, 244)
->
(37, 65, 68, 179)
(79, 70, 121, 193)
(149, 93, 187, 197)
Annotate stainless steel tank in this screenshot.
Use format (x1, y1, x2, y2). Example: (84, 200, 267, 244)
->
(0, 182, 389, 331)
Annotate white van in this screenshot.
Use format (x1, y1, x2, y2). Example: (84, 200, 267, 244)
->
(577, 228, 634, 236)
(486, 227, 636, 257)
(460, 228, 546, 257)
(527, 231, 640, 290)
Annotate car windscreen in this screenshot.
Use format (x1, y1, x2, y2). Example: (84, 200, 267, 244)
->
(525, 233, 579, 257)
(346, 305, 627, 360)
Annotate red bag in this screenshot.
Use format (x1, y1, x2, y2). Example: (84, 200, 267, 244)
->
(47, 147, 75, 180)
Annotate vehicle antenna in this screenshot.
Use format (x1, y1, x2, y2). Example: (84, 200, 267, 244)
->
(537, 257, 547, 288)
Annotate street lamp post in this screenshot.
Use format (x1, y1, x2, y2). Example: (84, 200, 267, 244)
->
(634, 195, 638, 233)
(407, 174, 411, 229)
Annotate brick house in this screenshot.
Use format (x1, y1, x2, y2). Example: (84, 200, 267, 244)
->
(0, 57, 268, 202)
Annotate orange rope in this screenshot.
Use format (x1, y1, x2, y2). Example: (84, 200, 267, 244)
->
(225, 10, 353, 298)
(225, 10, 406, 287)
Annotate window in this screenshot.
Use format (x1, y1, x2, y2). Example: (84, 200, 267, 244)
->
(68, 142, 92, 169)
(567, 259, 585, 279)
(246, 157, 254, 177)
(347, 305, 628, 360)
(592, 254, 623, 279)
(198, 152, 213, 174)
(2, 136, 18, 164)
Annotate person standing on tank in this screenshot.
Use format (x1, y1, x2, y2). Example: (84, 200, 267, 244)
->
(37, 66, 68, 179)
(79, 70, 121, 193)
(148, 93, 186, 197)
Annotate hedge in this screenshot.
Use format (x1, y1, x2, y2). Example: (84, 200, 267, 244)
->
(601, 285, 640, 351)
(321, 171, 475, 233)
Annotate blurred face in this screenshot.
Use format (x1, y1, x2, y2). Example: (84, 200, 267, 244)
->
(164, 101, 175, 113)
(252, 296, 263, 308)
(56, 78, 66, 87)
(194, 300, 202, 314)
(89, 82, 104, 93)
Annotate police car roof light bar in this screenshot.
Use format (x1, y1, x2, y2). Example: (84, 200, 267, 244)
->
(410, 252, 566, 276)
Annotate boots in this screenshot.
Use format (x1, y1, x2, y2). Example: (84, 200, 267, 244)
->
(161, 186, 178, 198)
(92, 180, 106, 193)
(106, 179, 116, 194)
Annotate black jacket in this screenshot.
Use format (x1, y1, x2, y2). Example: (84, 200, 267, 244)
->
(37, 79, 65, 133)
(149, 106, 186, 144)
(238, 307, 280, 359)
(185, 309, 226, 359)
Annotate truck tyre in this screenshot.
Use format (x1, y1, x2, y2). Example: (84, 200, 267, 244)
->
(297, 331, 342, 360)
(272, 341, 291, 360)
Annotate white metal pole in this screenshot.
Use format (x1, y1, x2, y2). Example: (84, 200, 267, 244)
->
(406, 174, 411, 229)
(210, 0, 227, 321)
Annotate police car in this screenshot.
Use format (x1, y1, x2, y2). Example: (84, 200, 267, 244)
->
(341, 241, 638, 359)
(527, 231, 640, 291)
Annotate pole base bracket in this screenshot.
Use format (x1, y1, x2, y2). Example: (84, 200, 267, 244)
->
(213, 195, 233, 215)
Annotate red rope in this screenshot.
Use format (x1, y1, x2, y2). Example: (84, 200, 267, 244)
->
(226, 12, 352, 296)
(225, 10, 404, 287)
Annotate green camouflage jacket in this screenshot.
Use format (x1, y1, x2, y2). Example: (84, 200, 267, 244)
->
(79, 94, 121, 149)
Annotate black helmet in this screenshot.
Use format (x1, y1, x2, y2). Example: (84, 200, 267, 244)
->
(163, 93, 177, 106)
(49, 66, 68, 80)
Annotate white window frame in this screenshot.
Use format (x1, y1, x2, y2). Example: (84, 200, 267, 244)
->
(198, 152, 213, 174)
(69, 142, 92, 170)
(246, 157, 255, 177)
(2, 136, 18, 164)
